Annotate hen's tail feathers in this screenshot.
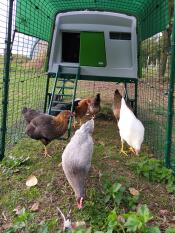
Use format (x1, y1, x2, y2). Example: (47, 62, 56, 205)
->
(121, 98, 126, 106)
(22, 107, 28, 115)
(22, 107, 42, 123)
(96, 93, 101, 100)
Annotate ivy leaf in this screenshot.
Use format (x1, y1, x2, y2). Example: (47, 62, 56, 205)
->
(137, 205, 153, 223)
(38, 222, 48, 233)
(107, 210, 118, 231)
(165, 227, 175, 233)
(124, 215, 142, 232)
(146, 225, 161, 233)
(111, 183, 122, 193)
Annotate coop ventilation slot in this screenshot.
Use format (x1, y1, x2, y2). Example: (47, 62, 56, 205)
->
(109, 32, 131, 40)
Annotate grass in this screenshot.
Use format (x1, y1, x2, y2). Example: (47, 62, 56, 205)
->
(0, 110, 175, 232)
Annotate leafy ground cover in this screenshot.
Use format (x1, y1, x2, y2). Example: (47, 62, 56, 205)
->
(0, 110, 175, 232)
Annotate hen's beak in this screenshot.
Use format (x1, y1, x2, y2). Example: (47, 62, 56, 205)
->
(77, 197, 83, 209)
(77, 203, 83, 209)
(135, 149, 140, 155)
(69, 112, 75, 117)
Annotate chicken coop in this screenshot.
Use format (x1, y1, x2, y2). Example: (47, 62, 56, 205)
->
(48, 11, 137, 79)
(0, 1, 174, 169)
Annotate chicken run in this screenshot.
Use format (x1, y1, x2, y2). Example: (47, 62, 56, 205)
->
(0, 0, 175, 232)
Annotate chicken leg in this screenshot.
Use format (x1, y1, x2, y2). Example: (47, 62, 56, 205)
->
(129, 147, 136, 155)
(119, 141, 128, 156)
(73, 115, 76, 129)
(43, 146, 51, 158)
(79, 118, 82, 126)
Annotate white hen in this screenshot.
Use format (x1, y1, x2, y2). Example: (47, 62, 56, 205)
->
(118, 98, 144, 156)
(62, 119, 94, 209)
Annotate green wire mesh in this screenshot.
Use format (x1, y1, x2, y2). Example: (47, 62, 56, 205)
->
(16, 0, 169, 42)
(0, 0, 174, 168)
(1, 0, 48, 152)
(173, 99, 175, 168)
(139, 32, 174, 161)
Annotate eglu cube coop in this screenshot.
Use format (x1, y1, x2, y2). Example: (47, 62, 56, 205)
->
(0, 0, 174, 170)
(48, 11, 137, 79)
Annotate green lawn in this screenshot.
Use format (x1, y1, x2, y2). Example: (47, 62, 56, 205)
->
(0, 110, 175, 232)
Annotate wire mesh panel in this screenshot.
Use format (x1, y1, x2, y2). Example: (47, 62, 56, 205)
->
(172, 98, 175, 168)
(7, 36, 48, 145)
(0, 0, 7, 122)
(138, 0, 174, 164)
(16, 0, 169, 43)
(0, 0, 49, 156)
(139, 33, 170, 159)
(0, 0, 174, 168)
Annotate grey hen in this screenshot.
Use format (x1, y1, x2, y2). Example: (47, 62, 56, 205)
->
(62, 119, 94, 209)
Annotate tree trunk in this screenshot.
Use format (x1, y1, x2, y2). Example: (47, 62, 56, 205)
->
(159, 0, 173, 82)
(159, 31, 169, 81)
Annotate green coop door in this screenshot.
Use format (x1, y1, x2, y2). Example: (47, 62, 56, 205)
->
(80, 32, 106, 67)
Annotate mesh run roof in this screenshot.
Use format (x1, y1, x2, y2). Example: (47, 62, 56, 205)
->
(16, 0, 169, 42)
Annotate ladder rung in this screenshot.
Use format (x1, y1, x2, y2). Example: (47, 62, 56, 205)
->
(58, 79, 75, 83)
(54, 102, 72, 105)
(51, 109, 64, 112)
(56, 86, 74, 90)
(52, 100, 61, 103)
(58, 94, 72, 97)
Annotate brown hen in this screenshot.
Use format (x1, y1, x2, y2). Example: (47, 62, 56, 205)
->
(73, 98, 91, 127)
(23, 109, 72, 157)
(88, 93, 101, 118)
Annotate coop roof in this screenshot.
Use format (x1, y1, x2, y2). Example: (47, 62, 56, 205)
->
(16, 0, 169, 42)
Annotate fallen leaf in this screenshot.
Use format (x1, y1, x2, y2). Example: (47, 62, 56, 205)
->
(159, 209, 169, 216)
(129, 187, 139, 196)
(13, 206, 21, 215)
(117, 215, 125, 223)
(2, 211, 7, 221)
(2, 223, 11, 230)
(72, 221, 86, 229)
(26, 175, 38, 187)
(75, 221, 86, 227)
(30, 202, 39, 212)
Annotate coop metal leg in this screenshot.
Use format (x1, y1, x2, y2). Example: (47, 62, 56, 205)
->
(164, 10, 175, 169)
(43, 75, 50, 113)
(134, 81, 138, 116)
(0, 0, 14, 160)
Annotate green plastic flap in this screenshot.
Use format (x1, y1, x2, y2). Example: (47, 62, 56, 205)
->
(80, 32, 106, 67)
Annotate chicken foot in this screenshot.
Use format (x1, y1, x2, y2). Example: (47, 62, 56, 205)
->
(119, 141, 128, 156)
(43, 146, 51, 158)
(128, 147, 136, 155)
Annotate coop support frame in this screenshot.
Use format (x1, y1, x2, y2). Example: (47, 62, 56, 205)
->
(164, 2, 175, 168)
(0, 0, 14, 160)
